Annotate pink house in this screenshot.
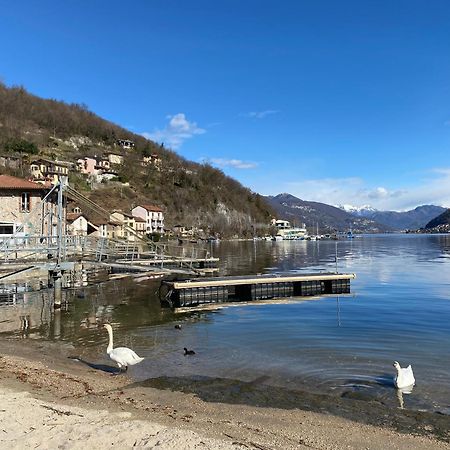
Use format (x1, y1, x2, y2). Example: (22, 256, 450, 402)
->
(77, 157, 98, 175)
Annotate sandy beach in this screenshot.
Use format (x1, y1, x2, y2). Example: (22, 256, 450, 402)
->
(0, 338, 448, 450)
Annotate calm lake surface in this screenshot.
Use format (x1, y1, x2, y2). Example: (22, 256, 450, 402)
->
(2, 234, 450, 414)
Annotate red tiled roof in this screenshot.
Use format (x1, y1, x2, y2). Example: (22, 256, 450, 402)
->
(133, 216, 146, 222)
(111, 210, 134, 218)
(0, 175, 47, 190)
(66, 213, 85, 222)
(90, 218, 109, 226)
(140, 204, 163, 212)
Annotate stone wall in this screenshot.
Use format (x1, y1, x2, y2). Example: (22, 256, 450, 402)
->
(0, 191, 59, 235)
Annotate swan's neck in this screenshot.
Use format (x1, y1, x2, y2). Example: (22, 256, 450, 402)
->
(106, 327, 114, 354)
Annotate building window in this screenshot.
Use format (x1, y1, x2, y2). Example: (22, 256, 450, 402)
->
(21, 192, 30, 212)
(0, 224, 14, 235)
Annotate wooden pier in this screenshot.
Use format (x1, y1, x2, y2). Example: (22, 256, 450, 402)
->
(160, 272, 356, 308)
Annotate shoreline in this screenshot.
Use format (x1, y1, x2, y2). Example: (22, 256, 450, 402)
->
(0, 338, 449, 449)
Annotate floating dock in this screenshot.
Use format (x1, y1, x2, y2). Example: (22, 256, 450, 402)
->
(160, 272, 356, 308)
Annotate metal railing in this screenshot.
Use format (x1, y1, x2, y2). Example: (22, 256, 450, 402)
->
(0, 234, 132, 262)
(0, 182, 216, 271)
(0, 234, 213, 269)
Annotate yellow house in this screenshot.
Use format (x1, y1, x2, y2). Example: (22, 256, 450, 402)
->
(107, 153, 124, 165)
(30, 159, 71, 184)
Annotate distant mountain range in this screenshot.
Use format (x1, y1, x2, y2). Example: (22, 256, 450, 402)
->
(338, 204, 446, 230)
(266, 193, 446, 233)
(266, 194, 390, 233)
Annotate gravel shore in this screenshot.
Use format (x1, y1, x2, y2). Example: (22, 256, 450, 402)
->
(0, 339, 449, 450)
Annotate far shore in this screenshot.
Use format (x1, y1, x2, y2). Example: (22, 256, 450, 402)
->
(0, 338, 449, 450)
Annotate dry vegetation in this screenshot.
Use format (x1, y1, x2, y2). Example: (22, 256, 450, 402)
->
(0, 82, 273, 236)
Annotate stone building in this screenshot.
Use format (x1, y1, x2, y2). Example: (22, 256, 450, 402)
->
(0, 174, 58, 237)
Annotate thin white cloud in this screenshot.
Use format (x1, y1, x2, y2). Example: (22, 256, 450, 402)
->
(275, 170, 450, 211)
(142, 113, 205, 149)
(203, 157, 258, 169)
(206, 121, 222, 128)
(366, 186, 406, 200)
(243, 110, 279, 119)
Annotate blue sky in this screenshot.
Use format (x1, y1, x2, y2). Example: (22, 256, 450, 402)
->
(2, 0, 450, 211)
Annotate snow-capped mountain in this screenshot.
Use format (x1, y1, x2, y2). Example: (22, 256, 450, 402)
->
(266, 195, 445, 232)
(339, 204, 446, 230)
(337, 204, 378, 216)
(265, 194, 390, 233)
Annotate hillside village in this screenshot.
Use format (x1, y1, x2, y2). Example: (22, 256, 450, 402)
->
(0, 173, 166, 244)
(0, 83, 275, 241)
(0, 82, 448, 240)
(0, 137, 212, 242)
(1, 134, 447, 242)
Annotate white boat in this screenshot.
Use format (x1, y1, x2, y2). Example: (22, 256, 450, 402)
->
(272, 219, 308, 240)
(279, 228, 308, 240)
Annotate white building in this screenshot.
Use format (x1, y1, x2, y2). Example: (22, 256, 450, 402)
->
(131, 204, 164, 235)
(66, 213, 89, 236)
(273, 219, 291, 230)
(116, 139, 135, 150)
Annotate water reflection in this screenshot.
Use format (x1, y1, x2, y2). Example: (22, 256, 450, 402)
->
(336, 296, 341, 327)
(0, 278, 174, 343)
(19, 315, 30, 338)
(0, 289, 51, 336)
(1, 234, 450, 415)
(397, 385, 414, 409)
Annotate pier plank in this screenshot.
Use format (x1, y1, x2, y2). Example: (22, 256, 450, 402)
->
(170, 272, 355, 289)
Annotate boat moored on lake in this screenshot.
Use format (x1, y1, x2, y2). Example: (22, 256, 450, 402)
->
(272, 219, 308, 240)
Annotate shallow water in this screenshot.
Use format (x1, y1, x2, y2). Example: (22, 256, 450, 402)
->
(2, 234, 450, 414)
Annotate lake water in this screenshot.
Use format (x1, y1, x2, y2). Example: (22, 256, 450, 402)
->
(2, 234, 450, 414)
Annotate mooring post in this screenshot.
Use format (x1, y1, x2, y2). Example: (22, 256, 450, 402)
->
(53, 268, 62, 309)
(53, 308, 61, 339)
(335, 241, 338, 273)
(56, 178, 65, 263)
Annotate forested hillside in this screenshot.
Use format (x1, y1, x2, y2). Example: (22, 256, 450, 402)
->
(0, 83, 273, 237)
(425, 209, 450, 232)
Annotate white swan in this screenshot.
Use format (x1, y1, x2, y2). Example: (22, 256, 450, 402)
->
(393, 361, 415, 389)
(103, 324, 144, 372)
